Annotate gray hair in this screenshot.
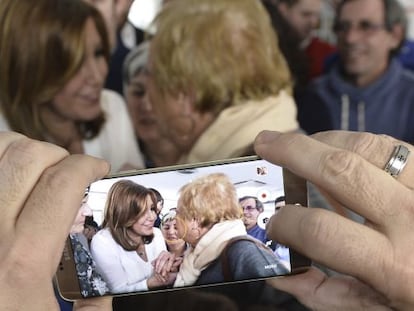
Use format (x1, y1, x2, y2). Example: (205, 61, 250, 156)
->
(122, 40, 150, 94)
(335, 0, 407, 55)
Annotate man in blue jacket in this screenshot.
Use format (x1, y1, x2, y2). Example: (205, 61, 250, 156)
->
(297, 0, 414, 144)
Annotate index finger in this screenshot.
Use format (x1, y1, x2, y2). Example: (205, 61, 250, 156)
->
(254, 131, 413, 227)
(16, 154, 110, 270)
(0, 133, 69, 231)
(311, 131, 414, 189)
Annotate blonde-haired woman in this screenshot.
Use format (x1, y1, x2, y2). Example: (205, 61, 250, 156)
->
(91, 180, 177, 293)
(147, 0, 299, 164)
(174, 173, 288, 287)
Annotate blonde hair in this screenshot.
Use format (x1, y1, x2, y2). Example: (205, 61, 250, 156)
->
(178, 173, 243, 228)
(0, 0, 110, 141)
(150, 0, 292, 115)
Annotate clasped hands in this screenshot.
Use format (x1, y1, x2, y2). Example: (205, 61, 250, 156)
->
(148, 250, 181, 288)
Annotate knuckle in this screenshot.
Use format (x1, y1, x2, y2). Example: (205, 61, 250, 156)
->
(8, 138, 68, 165)
(39, 155, 109, 194)
(350, 132, 380, 156)
(39, 164, 73, 194)
(69, 154, 110, 178)
(8, 138, 44, 161)
(377, 134, 398, 144)
(319, 149, 360, 182)
(298, 209, 335, 248)
(351, 133, 399, 170)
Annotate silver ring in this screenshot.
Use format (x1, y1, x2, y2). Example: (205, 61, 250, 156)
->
(384, 145, 410, 178)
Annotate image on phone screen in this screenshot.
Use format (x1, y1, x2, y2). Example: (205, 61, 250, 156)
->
(56, 156, 309, 300)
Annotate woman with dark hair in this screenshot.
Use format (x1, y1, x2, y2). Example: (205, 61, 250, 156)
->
(90, 180, 176, 293)
(0, 0, 143, 172)
(148, 187, 164, 227)
(70, 194, 109, 297)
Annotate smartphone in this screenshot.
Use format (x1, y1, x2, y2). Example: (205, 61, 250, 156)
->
(55, 155, 310, 300)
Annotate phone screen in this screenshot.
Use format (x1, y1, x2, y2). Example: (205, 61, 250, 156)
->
(56, 156, 310, 300)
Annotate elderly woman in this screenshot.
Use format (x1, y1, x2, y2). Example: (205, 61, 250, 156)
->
(122, 41, 180, 167)
(69, 193, 109, 297)
(90, 180, 177, 293)
(147, 0, 299, 164)
(173, 173, 288, 287)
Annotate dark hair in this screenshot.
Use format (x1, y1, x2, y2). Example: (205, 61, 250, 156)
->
(84, 216, 99, 228)
(0, 0, 109, 141)
(261, 0, 309, 92)
(148, 188, 164, 204)
(335, 0, 407, 55)
(274, 195, 286, 205)
(102, 180, 157, 250)
(239, 196, 264, 213)
(274, 0, 300, 7)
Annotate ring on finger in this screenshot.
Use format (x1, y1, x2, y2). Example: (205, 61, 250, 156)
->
(384, 145, 410, 178)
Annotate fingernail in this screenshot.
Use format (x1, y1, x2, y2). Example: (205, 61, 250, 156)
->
(255, 131, 280, 145)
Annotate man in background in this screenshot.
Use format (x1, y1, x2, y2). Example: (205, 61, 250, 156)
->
(297, 0, 414, 144)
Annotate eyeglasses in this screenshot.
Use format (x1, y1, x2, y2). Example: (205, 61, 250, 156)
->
(242, 205, 257, 212)
(333, 20, 386, 36)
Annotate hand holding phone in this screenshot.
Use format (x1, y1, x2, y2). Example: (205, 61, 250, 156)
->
(255, 130, 414, 310)
(56, 156, 310, 300)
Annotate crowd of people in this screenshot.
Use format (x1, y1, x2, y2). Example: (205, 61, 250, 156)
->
(1, 0, 414, 310)
(71, 176, 289, 296)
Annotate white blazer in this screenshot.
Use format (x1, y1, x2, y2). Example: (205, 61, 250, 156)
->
(91, 227, 167, 293)
(0, 89, 144, 173)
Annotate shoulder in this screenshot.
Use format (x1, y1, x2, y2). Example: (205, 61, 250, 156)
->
(99, 89, 136, 130)
(226, 237, 268, 260)
(306, 37, 336, 55)
(399, 68, 414, 83)
(299, 72, 340, 105)
(309, 74, 332, 90)
(224, 238, 282, 274)
(91, 228, 116, 248)
(101, 89, 125, 104)
(225, 238, 290, 276)
(388, 64, 414, 95)
(270, 89, 295, 104)
(100, 89, 127, 113)
(152, 228, 167, 248)
(152, 227, 164, 241)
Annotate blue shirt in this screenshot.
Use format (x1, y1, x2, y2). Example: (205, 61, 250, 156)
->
(247, 224, 268, 245)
